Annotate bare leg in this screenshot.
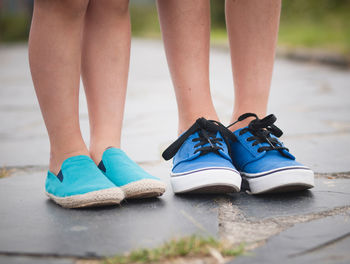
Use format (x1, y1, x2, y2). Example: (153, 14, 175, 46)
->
(226, 0, 281, 128)
(29, 0, 90, 174)
(81, 0, 131, 163)
(156, 0, 218, 134)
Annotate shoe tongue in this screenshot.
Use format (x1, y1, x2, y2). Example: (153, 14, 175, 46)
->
(233, 126, 271, 148)
(196, 131, 232, 161)
(234, 126, 295, 159)
(233, 126, 247, 136)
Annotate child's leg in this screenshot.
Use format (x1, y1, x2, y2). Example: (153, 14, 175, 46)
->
(225, 0, 281, 128)
(29, 0, 90, 175)
(156, 0, 218, 134)
(81, 0, 131, 163)
(224, 2, 314, 194)
(158, 1, 241, 194)
(80, 1, 165, 198)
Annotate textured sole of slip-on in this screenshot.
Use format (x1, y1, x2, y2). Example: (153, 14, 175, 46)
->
(121, 179, 166, 199)
(46, 187, 124, 208)
(244, 168, 315, 194)
(171, 168, 241, 194)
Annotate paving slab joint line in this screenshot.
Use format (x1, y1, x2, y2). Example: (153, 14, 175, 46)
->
(0, 252, 102, 261)
(217, 198, 350, 252)
(315, 172, 350, 179)
(288, 232, 350, 258)
(1, 160, 164, 177)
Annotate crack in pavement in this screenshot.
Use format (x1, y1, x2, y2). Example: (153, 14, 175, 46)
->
(316, 172, 350, 179)
(217, 198, 350, 251)
(1, 161, 165, 177)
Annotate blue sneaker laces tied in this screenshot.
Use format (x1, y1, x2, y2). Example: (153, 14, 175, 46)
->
(162, 118, 234, 160)
(227, 113, 289, 154)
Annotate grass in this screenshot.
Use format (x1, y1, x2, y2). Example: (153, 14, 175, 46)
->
(278, 15, 350, 55)
(0, 167, 12, 178)
(104, 235, 244, 264)
(130, 4, 160, 38)
(1, 2, 350, 56)
(0, 13, 31, 42)
(210, 12, 350, 56)
(278, 1, 350, 55)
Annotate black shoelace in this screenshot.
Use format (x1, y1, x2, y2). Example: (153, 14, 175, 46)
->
(162, 118, 234, 161)
(227, 113, 289, 155)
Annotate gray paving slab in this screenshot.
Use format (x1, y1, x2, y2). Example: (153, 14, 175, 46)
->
(229, 214, 350, 264)
(1, 40, 350, 172)
(0, 163, 219, 258)
(0, 256, 74, 264)
(229, 178, 350, 219)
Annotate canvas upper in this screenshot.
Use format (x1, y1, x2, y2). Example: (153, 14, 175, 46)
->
(46, 155, 116, 197)
(162, 118, 238, 175)
(228, 113, 309, 175)
(98, 147, 162, 187)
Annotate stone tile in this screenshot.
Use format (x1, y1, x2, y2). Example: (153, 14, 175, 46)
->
(1, 41, 350, 172)
(230, 214, 350, 264)
(229, 178, 350, 219)
(0, 163, 219, 258)
(282, 134, 350, 173)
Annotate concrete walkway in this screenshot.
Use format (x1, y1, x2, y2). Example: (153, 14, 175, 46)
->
(0, 39, 349, 264)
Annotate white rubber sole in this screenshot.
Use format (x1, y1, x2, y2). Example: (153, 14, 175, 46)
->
(121, 179, 166, 199)
(171, 167, 241, 194)
(243, 166, 315, 194)
(46, 187, 125, 208)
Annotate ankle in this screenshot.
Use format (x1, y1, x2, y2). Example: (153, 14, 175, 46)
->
(178, 114, 219, 135)
(89, 142, 121, 165)
(229, 111, 267, 132)
(49, 147, 90, 175)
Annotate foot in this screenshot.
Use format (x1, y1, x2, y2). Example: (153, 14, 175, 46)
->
(49, 147, 90, 175)
(227, 113, 315, 194)
(45, 155, 124, 208)
(162, 118, 241, 194)
(98, 147, 166, 199)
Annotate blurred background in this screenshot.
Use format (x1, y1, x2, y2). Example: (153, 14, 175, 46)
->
(0, 0, 349, 58)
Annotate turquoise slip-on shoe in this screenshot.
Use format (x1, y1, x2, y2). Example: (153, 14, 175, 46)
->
(46, 155, 124, 208)
(98, 148, 166, 199)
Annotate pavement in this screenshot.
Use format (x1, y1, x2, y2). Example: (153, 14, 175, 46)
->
(0, 39, 349, 264)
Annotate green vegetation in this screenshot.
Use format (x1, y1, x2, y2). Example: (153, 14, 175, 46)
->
(130, 4, 160, 38)
(1, 1, 349, 55)
(105, 235, 244, 264)
(210, 0, 350, 55)
(0, 13, 31, 42)
(279, 0, 350, 55)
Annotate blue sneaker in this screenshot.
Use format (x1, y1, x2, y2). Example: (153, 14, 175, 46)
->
(98, 147, 166, 199)
(45, 155, 124, 208)
(162, 118, 241, 194)
(227, 113, 314, 194)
